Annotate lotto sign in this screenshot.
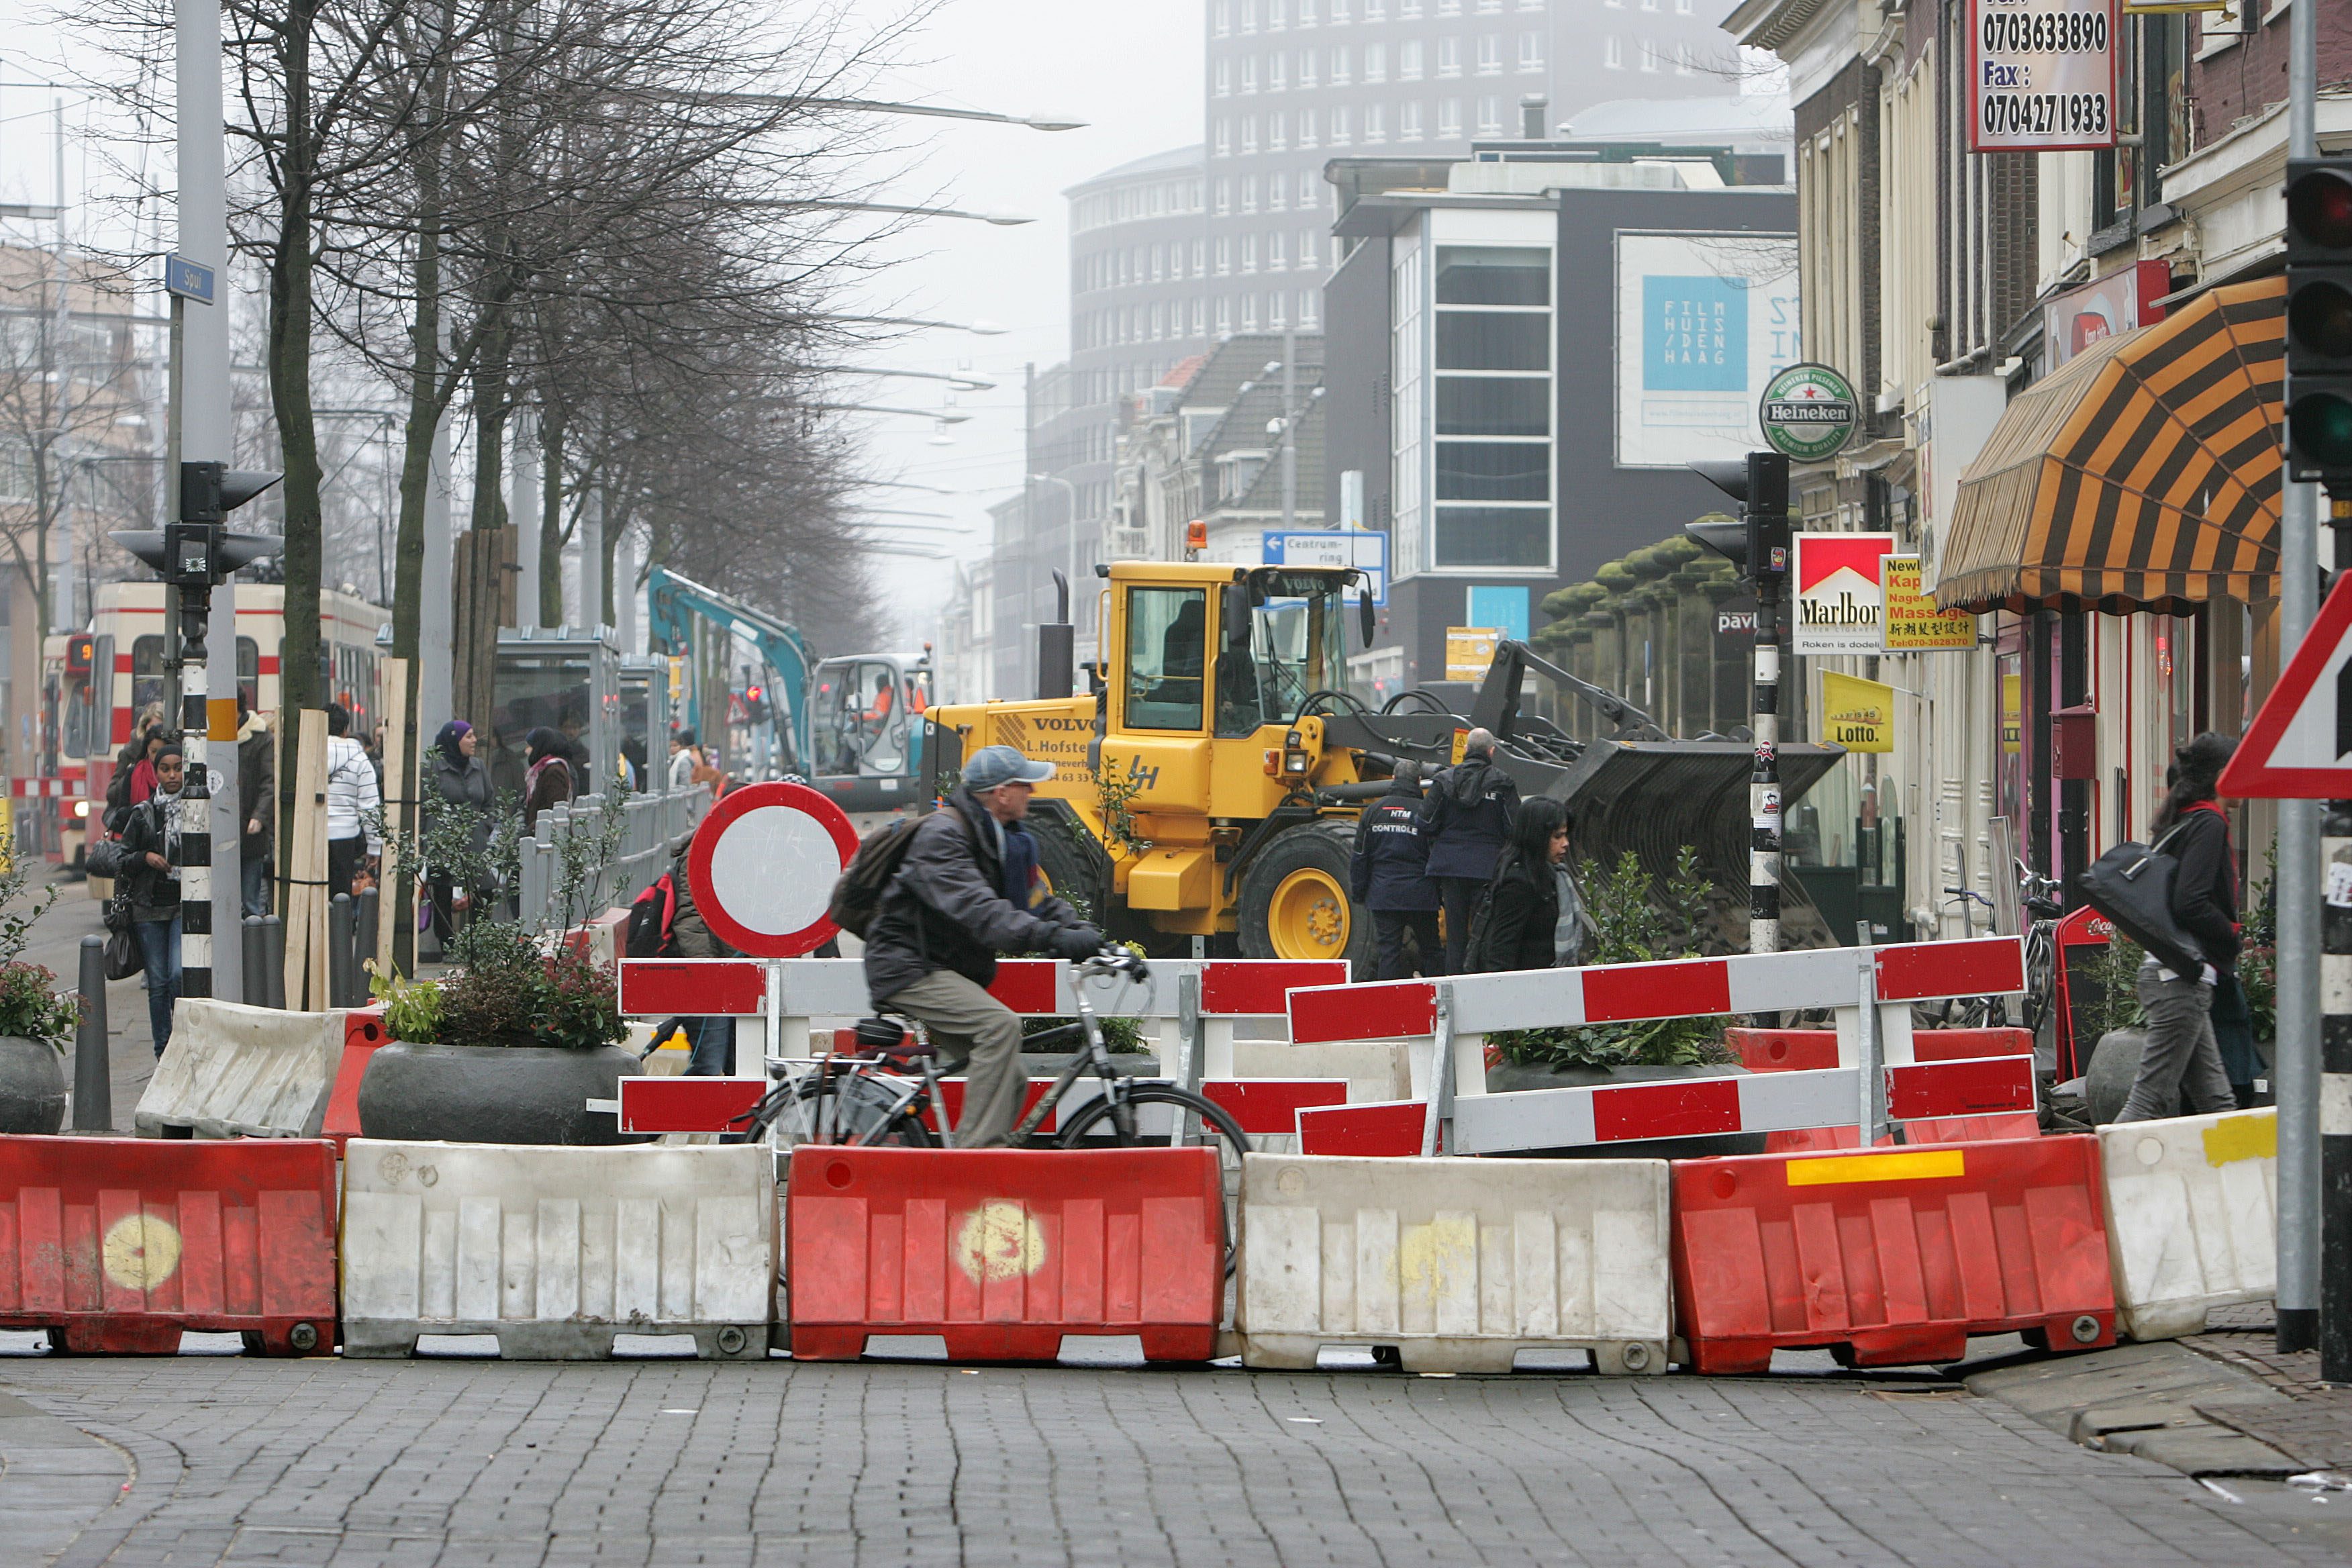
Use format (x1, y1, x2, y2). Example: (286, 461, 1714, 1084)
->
(1792, 534, 1895, 656)
(1970, 0, 2118, 152)
(685, 781, 859, 954)
(1881, 556, 1978, 651)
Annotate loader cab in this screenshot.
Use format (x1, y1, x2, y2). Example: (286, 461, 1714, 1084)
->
(1114, 565, 1352, 741)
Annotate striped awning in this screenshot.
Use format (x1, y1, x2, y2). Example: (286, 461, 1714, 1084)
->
(1935, 276, 2283, 615)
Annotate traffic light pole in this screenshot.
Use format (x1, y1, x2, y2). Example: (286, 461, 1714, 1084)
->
(177, 578, 216, 1002)
(1751, 563, 1783, 956)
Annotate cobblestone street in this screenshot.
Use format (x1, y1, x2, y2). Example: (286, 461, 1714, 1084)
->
(2, 1341, 2344, 1567)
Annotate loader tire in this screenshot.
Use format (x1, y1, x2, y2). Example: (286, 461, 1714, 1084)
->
(1238, 822, 1375, 973)
(1030, 799, 1113, 928)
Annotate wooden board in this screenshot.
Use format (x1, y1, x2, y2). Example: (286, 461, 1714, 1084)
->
(374, 658, 412, 980)
(283, 710, 330, 1011)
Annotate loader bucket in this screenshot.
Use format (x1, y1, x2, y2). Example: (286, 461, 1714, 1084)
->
(1551, 738, 1845, 890)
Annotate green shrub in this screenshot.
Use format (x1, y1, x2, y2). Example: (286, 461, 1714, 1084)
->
(427, 920, 622, 1050)
(0, 962, 80, 1047)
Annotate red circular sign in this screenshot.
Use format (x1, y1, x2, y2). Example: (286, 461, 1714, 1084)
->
(686, 781, 860, 957)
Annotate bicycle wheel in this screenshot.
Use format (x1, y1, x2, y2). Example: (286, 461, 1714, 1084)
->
(750, 1071, 937, 1150)
(1055, 1085, 1251, 1269)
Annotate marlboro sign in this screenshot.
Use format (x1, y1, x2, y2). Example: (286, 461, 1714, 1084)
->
(1792, 534, 1896, 656)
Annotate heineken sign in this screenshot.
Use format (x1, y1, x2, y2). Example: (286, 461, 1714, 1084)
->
(1759, 362, 1860, 462)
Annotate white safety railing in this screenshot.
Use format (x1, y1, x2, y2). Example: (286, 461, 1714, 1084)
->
(516, 787, 696, 931)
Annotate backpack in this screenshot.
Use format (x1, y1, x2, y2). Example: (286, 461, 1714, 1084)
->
(826, 814, 932, 938)
(626, 873, 678, 959)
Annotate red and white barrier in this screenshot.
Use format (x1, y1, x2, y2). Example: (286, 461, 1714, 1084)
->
(616, 955, 1352, 1138)
(6, 777, 71, 799)
(1285, 936, 2033, 1157)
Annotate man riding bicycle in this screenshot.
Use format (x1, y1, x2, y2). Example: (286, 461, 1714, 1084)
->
(862, 744, 1103, 1146)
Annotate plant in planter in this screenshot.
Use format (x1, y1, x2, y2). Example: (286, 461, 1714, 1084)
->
(0, 863, 79, 1134)
(356, 919, 642, 1145)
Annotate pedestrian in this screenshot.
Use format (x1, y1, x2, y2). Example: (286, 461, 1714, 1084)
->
(1350, 759, 1442, 980)
(117, 738, 185, 1057)
(663, 829, 738, 1075)
(428, 720, 493, 946)
(324, 704, 381, 899)
(861, 744, 1101, 1147)
(1416, 727, 1522, 973)
(669, 728, 701, 793)
(2117, 732, 2243, 1123)
(238, 697, 275, 918)
(1464, 796, 1579, 974)
(523, 727, 575, 834)
(110, 726, 170, 826)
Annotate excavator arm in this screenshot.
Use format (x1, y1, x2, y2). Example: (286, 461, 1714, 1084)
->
(645, 567, 814, 768)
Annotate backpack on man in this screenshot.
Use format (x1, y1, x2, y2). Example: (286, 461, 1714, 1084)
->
(826, 810, 955, 938)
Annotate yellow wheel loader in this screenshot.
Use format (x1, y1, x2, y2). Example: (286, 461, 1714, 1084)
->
(922, 560, 1842, 967)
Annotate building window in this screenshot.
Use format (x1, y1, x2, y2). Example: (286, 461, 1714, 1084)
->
(1243, 234, 1259, 271)
(1301, 0, 1318, 21)
(1216, 118, 1232, 155)
(1332, 45, 1351, 83)
(1270, 173, 1289, 209)
(1242, 0, 1259, 30)
(1302, 289, 1320, 328)
(1193, 239, 1206, 273)
(1241, 55, 1258, 91)
(1476, 34, 1502, 72)
(1242, 116, 1259, 152)
(1242, 174, 1259, 211)
(1365, 102, 1386, 140)
(1216, 237, 1232, 274)
(1437, 36, 1461, 75)
(1401, 0, 1421, 14)
(1331, 103, 1353, 142)
(1271, 231, 1288, 268)
(1365, 41, 1386, 80)
(1440, 0, 1461, 12)
(1299, 229, 1319, 267)
(1299, 107, 1319, 146)
(1332, 0, 1349, 18)
(1215, 59, 1231, 95)
(1270, 50, 1287, 89)
(1604, 35, 1622, 67)
(1152, 244, 1165, 280)
(1300, 46, 1318, 85)
(1216, 297, 1232, 335)
(1427, 244, 1555, 571)
(1638, 37, 1657, 70)
(1392, 236, 1425, 579)
(1216, 177, 1231, 213)
(1269, 0, 1287, 24)
(1675, 40, 1692, 72)
(1676, 0, 1690, 9)
(1301, 170, 1320, 205)
(1270, 111, 1288, 148)
(1214, 0, 1231, 34)
(1438, 97, 1463, 136)
(1271, 292, 1288, 328)
(1242, 293, 1260, 330)
(1476, 94, 1502, 132)
(1400, 40, 1424, 78)
(1518, 30, 1543, 69)
(1152, 302, 1165, 339)
(1400, 100, 1424, 140)
(1193, 299, 1208, 335)
(1365, 0, 1385, 15)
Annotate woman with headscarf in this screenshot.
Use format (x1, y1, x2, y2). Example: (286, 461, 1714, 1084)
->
(428, 720, 493, 946)
(522, 726, 575, 835)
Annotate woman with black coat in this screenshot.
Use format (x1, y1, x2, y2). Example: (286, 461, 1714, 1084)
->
(1466, 796, 1576, 973)
(2118, 732, 2242, 1123)
(427, 721, 493, 945)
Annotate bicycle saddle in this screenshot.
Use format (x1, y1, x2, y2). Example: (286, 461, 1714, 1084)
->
(852, 1017, 935, 1063)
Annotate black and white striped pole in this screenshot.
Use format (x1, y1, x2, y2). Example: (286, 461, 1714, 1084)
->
(113, 462, 280, 1002)
(2324, 799, 2352, 1382)
(1690, 450, 1792, 957)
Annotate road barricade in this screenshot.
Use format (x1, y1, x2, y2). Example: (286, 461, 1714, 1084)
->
(786, 1145, 1224, 1361)
(1236, 1153, 1668, 1373)
(2098, 1108, 2277, 1342)
(137, 999, 352, 1139)
(0, 1135, 336, 1353)
(1670, 1136, 2116, 1373)
(616, 956, 1353, 1140)
(340, 1140, 775, 1359)
(1287, 938, 2034, 1157)
(317, 1006, 388, 1153)
(1730, 1026, 2040, 1153)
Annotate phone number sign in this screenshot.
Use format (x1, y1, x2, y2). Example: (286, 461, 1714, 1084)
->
(1969, 0, 2116, 152)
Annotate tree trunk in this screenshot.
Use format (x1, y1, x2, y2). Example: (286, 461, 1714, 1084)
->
(539, 409, 564, 625)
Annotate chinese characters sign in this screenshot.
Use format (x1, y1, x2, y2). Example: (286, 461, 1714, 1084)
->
(1969, 0, 2118, 152)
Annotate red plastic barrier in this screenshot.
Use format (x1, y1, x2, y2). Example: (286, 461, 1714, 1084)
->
(0, 1136, 338, 1354)
(1671, 1136, 2116, 1374)
(1727, 1027, 2033, 1073)
(1295, 1099, 1434, 1157)
(1765, 1114, 2044, 1154)
(317, 1006, 387, 1155)
(1201, 1079, 1347, 1135)
(786, 1146, 1223, 1361)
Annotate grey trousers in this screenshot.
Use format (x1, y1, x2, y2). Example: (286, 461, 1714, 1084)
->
(2118, 969, 2238, 1123)
(881, 969, 1028, 1147)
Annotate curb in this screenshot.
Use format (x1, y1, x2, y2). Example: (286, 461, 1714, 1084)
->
(1964, 1338, 2306, 1479)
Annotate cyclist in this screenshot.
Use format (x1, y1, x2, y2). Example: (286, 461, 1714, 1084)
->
(861, 744, 1103, 1146)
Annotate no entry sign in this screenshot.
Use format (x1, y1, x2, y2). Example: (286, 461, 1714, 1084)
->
(687, 781, 860, 956)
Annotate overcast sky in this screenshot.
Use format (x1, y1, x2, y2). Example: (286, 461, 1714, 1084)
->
(0, 0, 1203, 645)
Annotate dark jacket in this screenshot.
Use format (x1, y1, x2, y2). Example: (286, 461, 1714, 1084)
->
(1349, 782, 1438, 912)
(238, 724, 275, 859)
(431, 753, 495, 865)
(1416, 756, 1520, 881)
(117, 793, 181, 923)
(665, 832, 734, 959)
(862, 786, 1078, 1002)
(1466, 849, 1559, 974)
(523, 756, 573, 835)
(2165, 802, 2241, 972)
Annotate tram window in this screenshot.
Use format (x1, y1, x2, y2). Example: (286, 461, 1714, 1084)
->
(62, 677, 93, 760)
(131, 636, 168, 726)
(237, 637, 259, 713)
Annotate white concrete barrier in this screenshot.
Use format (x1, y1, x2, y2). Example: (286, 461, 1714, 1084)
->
(2100, 1108, 2277, 1342)
(340, 1140, 775, 1359)
(136, 999, 346, 1138)
(1235, 1152, 1671, 1374)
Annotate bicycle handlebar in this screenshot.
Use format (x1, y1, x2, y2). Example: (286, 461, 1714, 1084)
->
(1075, 948, 1150, 983)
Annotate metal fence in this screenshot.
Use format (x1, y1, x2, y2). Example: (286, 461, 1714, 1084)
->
(515, 787, 697, 931)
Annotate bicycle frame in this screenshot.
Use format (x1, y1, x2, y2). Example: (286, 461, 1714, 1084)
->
(1008, 961, 1142, 1146)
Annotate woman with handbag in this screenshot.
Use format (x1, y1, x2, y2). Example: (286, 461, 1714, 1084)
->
(2118, 732, 2243, 1123)
(1463, 797, 1584, 973)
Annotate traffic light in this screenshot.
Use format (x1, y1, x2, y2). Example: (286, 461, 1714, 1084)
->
(746, 684, 767, 723)
(110, 461, 284, 660)
(1686, 452, 1792, 581)
(2286, 157, 2352, 492)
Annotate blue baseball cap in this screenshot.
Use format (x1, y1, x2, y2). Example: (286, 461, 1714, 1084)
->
(963, 744, 1056, 792)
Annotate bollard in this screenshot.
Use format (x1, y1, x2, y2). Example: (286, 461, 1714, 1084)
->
(355, 886, 379, 987)
(329, 894, 356, 1010)
(262, 914, 287, 1010)
(72, 934, 109, 1132)
(242, 915, 266, 1006)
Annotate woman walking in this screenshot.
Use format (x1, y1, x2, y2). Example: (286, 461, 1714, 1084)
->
(2118, 732, 2243, 1123)
(522, 727, 575, 835)
(1465, 796, 1585, 973)
(428, 720, 493, 946)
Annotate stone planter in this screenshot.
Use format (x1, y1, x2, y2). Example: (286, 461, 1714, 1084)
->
(2084, 1029, 2147, 1128)
(0, 1036, 66, 1135)
(1483, 1060, 1768, 1159)
(356, 1040, 647, 1146)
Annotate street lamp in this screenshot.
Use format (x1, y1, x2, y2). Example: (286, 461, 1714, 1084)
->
(802, 199, 1033, 226)
(815, 313, 1006, 336)
(656, 90, 1085, 132)
(805, 364, 997, 391)
(807, 403, 972, 422)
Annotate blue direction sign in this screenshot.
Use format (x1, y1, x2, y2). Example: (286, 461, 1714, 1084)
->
(164, 254, 215, 305)
(1261, 529, 1387, 605)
